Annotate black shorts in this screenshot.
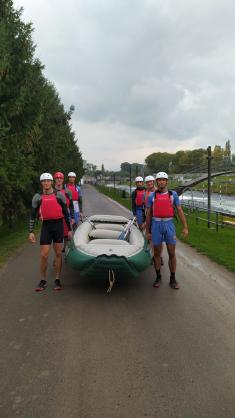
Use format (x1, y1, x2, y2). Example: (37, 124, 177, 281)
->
(40, 219, 64, 245)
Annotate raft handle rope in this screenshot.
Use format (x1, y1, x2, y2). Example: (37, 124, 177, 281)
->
(107, 269, 116, 293)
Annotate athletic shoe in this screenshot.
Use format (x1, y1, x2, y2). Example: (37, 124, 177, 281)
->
(169, 278, 180, 289)
(35, 280, 47, 292)
(54, 279, 62, 291)
(153, 276, 161, 288)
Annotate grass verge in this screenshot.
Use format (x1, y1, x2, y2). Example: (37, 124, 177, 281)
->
(0, 221, 39, 268)
(96, 185, 132, 211)
(175, 209, 235, 272)
(96, 185, 235, 273)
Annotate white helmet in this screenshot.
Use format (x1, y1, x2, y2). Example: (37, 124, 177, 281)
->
(145, 175, 155, 182)
(156, 172, 168, 180)
(135, 176, 143, 182)
(40, 172, 53, 181)
(68, 171, 76, 177)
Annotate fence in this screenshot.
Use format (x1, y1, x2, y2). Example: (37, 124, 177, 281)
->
(181, 200, 235, 231)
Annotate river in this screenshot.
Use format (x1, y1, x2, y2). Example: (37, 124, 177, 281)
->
(105, 184, 235, 214)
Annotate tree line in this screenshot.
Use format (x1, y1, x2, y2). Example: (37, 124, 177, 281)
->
(90, 141, 233, 179)
(0, 1, 83, 227)
(145, 141, 233, 175)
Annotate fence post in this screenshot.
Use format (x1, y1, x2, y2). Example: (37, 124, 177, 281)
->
(196, 206, 199, 224)
(207, 146, 213, 228)
(216, 211, 219, 232)
(113, 173, 116, 193)
(129, 165, 132, 198)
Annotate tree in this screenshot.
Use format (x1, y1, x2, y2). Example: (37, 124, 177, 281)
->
(120, 162, 131, 176)
(224, 139, 231, 162)
(213, 145, 224, 167)
(0, 1, 83, 226)
(145, 152, 174, 173)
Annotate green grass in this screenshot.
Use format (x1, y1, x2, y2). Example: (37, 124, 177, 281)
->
(0, 221, 39, 268)
(176, 209, 235, 272)
(96, 185, 235, 273)
(96, 185, 132, 211)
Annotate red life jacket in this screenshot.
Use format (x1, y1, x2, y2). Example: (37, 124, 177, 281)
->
(59, 189, 70, 208)
(39, 193, 63, 221)
(66, 184, 79, 201)
(144, 189, 155, 206)
(135, 189, 145, 207)
(152, 191, 174, 218)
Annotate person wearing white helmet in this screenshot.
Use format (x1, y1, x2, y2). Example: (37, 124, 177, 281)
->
(28, 173, 72, 292)
(66, 172, 83, 226)
(131, 176, 145, 229)
(144, 175, 155, 206)
(54, 172, 75, 252)
(145, 171, 188, 289)
(144, 175, 164, 267)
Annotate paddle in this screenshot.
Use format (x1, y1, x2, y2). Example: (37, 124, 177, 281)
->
(118, 217, 136, 240)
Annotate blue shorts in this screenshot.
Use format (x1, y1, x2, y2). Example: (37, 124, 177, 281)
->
(74, 211, 80, 225)
(151, 219, 176, 246)
(136, 207, 145, 226)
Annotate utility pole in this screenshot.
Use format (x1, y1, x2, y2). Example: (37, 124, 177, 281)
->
(207, 146, 213, 228)
(129, 165, 132, 198)
(113, 173, 116, 192)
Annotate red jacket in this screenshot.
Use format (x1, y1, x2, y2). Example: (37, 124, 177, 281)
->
(152, 192, 174, 218)
(39, 193, 63, 220)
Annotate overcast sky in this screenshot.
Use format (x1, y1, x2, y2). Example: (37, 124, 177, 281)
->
(14, 0, 235, 170)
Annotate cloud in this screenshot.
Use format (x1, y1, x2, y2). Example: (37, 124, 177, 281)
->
(14, 0, 235, 168)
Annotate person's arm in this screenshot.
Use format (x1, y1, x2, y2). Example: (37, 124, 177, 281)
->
(28, 194, 41, 243)
(65, 189, 74, 220)
(57, 193, 72, 232)
(176, 206, 188, 238)
(173, 191, 188, 238)
(78, 188, 83, 213)
(131, 190, 136, 215)
(145, 207, 153, 240)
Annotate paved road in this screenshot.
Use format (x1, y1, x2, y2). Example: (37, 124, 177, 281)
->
(0, 185, 235, 418)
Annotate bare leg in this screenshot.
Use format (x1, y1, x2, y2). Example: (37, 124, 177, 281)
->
(166, 244, 176, 273)
(53, 243, 63, 278)
(62, 237, 68, 252)
(40, 245, 51, 280)
(154, 245, 163, 271)
(166, 244, 179, 289)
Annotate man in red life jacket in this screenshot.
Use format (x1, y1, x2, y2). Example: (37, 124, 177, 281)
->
(131, 176, 146, 230)
(144, 175, 156, 209)
(28, 173, 72, 291)
(145, 172, 188, 289)
(54, 172, 74, 251)
(144, 175, 164, 267)
(66, 172, 83, 226)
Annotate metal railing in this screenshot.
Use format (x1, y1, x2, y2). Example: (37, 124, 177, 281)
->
(181, 201, 235, 231)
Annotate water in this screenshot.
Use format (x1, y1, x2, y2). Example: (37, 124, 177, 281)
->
(106, 184, 235, 214)
(180, 191, 235, 214)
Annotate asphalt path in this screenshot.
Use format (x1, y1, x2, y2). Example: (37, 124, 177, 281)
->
(0, 185, 235, 418)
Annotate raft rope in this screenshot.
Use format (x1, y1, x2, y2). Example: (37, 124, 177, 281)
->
(107, 269, 116, 293)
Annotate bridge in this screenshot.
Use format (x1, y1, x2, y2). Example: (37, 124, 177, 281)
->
(175, 170, 235, 196)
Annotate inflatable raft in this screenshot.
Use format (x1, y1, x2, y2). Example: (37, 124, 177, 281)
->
(66, 214, 151, 280)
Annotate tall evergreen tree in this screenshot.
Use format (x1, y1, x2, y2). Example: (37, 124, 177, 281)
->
(0, 0, 83, 226)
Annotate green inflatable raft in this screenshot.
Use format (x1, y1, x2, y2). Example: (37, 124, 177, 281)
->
(66, 214, 151, 280)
